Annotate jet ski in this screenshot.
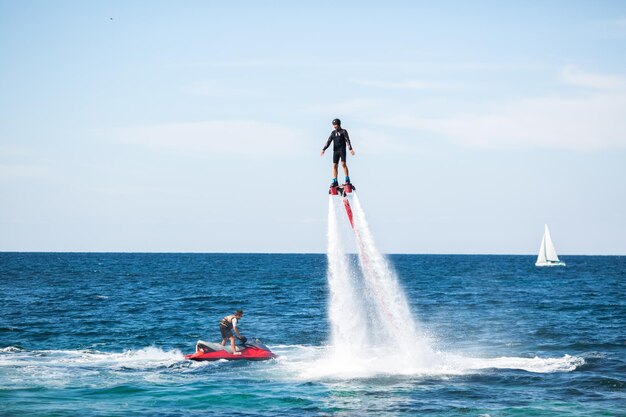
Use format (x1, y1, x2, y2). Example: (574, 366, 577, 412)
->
(185, 338, 277, 361)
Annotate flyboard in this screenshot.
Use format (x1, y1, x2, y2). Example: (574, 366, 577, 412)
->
(329, 182, 355, 228)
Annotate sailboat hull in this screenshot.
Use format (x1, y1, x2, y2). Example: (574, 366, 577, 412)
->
(535, 261, 566, 267)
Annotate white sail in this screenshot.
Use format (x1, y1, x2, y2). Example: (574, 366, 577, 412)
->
(535, 224, 565, 267)
(543, 225, 560, 262)
(536, 233, 547, 264)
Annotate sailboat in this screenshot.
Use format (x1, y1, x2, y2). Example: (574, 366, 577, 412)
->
(535, 224, 566, 267)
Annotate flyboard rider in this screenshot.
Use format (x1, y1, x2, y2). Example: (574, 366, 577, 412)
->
(320, 118, 355, 188)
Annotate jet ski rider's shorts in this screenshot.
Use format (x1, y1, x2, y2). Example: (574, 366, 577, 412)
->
(333, 148, 347, 164)
(220, 325, 234, 339)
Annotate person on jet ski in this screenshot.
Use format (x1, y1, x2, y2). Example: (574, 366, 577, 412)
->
(320, 118, 355, 188)
(220, 310, 245, 355)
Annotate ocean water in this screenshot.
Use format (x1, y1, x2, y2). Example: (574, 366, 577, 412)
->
(1, 252, 625, 416)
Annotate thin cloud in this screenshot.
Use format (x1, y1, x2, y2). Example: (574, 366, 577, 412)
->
(386, 92, 626, 152)
(181, 81, 263, 99)
(178, 59, 547, 72)
(601, 16, 626, 38)
(0, 145, 38, 158)
(352, 79, 437, 90)
(119, 120, 308, 158)
(307, 99, 381, 116)
(350, 128, 418, 155)
(0, 164, 54, 181)
(561, 66, 626, 90)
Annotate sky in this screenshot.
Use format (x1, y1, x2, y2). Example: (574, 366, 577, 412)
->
(1, 1, 625, 254)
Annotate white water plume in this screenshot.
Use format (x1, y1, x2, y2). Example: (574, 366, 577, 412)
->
(350, 194, 433, 361)
(324, 193, 435, 373)
(318, 192, 584, 379)
(326, 196, 368, 353)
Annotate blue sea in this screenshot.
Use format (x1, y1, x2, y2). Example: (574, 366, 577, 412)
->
(0, 253, 624, 416)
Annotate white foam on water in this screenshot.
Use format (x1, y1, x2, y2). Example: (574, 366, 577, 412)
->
(0, 344, 585, 390)
(444, 353, 585, 374)
(0, 347, 184, 373)
(271, 345, 585, 381)
(0, 346, 22, 353)
(0, 346, 188, 389)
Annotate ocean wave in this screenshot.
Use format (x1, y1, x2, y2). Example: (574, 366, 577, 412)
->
(0, 346, 192, 390)
(0, 346, 23, 353)
(0, 346, 185, 370)
(447, 353, 585, 373)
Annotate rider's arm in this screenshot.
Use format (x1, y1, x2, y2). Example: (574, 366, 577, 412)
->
(344, 130, 353, 150)
(322, 133, 333, 151)
(232, 318, 242, 338)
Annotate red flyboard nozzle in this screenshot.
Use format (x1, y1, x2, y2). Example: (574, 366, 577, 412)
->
(330, 186, 338, 195)
(344, 184, 352, 193)
(343, 198, 354, 229)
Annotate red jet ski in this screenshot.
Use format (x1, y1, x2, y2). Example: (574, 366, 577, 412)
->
(185, 338, 277, 361)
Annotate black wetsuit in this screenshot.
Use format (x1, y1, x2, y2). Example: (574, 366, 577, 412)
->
(323, 129, 353, 164)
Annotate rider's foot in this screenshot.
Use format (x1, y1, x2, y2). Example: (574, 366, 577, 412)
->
(345, 176, 351, 184)
(331, 178, 339, 187)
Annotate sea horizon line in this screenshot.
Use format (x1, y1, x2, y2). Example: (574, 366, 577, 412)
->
(1, 251, 624, 257)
